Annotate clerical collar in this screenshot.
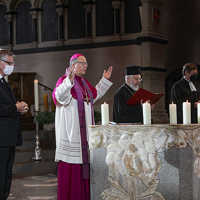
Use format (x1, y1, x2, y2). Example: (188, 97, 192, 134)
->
(183, 76, 190, 82)
(183, 76, 197, 92)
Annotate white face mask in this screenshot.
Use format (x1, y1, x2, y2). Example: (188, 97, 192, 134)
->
(3, 64, 14, 76)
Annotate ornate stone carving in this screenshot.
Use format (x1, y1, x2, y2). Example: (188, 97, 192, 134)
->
(89, 124, 200, 200)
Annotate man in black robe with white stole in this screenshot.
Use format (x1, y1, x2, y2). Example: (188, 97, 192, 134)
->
(171, 63, 200, 123)
(113, 66, 143, 123)
(171, 64, 200, 199)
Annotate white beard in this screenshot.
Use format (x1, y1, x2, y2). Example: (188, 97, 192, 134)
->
(129, 84, 139, 91)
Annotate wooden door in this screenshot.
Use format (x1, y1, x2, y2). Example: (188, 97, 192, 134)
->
(9, 72, 36, 130)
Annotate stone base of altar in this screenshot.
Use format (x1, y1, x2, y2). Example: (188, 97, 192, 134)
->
(91, 146, 199, 200)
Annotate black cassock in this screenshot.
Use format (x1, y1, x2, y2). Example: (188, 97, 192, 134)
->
(113, 84, 143, 123)
(171, 78, 200, 123)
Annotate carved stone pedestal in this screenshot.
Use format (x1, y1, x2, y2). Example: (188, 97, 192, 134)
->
(89, 124, 200, 200)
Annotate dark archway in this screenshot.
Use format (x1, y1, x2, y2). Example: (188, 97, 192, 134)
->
(42, 0, 58, 41)
(96, 0, 113, 36)
(0, 4, 9, 45)
(16, 1, 33, 44)
(68, 0, 84, 39)
(124, 0, 142, 34)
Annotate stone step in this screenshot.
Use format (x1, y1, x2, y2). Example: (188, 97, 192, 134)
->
(16, 141, 35, 152)
(15, 152, 33, 164)
(9, 174, 57, 200)
(14, 130, 56, 178)
(15, 150, 55, 164)
(13, 161, 57, 178)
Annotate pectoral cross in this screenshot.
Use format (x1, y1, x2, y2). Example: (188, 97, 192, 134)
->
(85, 93, 89, 104)
(83, 89, 89, 104)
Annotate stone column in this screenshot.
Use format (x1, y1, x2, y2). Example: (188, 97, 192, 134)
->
(63, 6, 68, 41)
(30, 10, 37, 46)
(37, 9, 42, 45)
(112, 0, 120, 35)
(139, 0, 168, 123)
(120, 0, 125, 35)
(56, 5, 64, 41)
(84, 3, 94, 37)
(91, 2, 96, 39)
(6, 11, 17, 48)
(29, 8, 43, 47)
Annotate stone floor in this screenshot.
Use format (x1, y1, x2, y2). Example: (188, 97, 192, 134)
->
(8, 174, 57, 200)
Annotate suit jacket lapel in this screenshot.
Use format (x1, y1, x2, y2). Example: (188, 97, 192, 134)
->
(0, 81, 16, 103)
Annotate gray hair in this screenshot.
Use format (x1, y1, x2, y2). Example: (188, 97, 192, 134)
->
(0, 49, 14, 60)
(69, 58, 78, 67)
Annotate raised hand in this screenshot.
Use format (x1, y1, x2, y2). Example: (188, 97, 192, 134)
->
(103, 66, 112, 80)
(68, 64, 76, 83)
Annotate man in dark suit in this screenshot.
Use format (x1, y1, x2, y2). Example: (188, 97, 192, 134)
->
(171, 63, 200, 123)
(0, 49, 28, 199)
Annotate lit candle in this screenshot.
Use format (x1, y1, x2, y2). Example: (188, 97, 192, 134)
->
(142, 102, 151, 125)
(34, 80, 39, 111)
(169, 102, 177, 124)
(43, 93, 49, 112)
(101, 102, 109, 125)
(183, 100, 191, 124)
(197, 103, 200, 124)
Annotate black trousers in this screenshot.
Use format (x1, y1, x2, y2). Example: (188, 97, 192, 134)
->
(0, 146, 15, 200)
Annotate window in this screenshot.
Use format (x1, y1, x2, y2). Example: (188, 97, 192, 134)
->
(0, 4, 9, 45)
(16, 1, 33, 44)
(42, 0, 58, 41)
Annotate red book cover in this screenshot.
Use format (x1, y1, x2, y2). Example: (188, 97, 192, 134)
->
(127, 88, 163, 105)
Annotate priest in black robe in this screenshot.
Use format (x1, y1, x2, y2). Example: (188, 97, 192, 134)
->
(113, 66, 143, 123)
(171, 63, 200, 123)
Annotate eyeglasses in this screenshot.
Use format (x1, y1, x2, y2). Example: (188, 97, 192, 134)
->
(76, 61, 88, 66)
(0, 59, 14, 66)
(133, 77, 142, 82)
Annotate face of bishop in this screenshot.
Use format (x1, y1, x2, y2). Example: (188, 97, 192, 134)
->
(72, 56, 88, 77)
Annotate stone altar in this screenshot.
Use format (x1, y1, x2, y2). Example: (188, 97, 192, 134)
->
(89, 124, 200, 200)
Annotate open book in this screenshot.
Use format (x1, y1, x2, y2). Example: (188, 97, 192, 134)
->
(127, 88, 163, 105)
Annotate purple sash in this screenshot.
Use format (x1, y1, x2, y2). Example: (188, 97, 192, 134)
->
(74, 76, 94, 180)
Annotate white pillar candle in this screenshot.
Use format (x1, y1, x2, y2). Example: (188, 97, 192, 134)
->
(169, 102, 177, 124)
(101, 102, 109, 125)
(34, 79, 39, 111)
(142, 102, 151, 125)
(183, 100, 191, 124)
(197, 103, 200, 124)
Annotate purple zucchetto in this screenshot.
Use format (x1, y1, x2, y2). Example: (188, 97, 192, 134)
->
(70, 53, 84, 63)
